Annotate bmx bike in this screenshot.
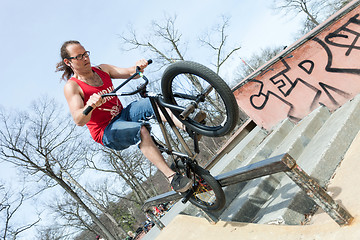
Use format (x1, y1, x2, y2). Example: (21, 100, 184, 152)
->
(84, 60, 239, 211)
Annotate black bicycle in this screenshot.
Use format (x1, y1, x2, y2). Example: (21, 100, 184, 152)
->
(84, 60, 239, 211)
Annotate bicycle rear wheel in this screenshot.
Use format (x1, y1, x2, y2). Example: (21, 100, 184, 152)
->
(171, 161, 225, 211)
(189, 165, 225, 211)
(161, 61, 239, 137)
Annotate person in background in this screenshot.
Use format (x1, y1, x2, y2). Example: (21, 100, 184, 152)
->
(126, 231, 135, 240)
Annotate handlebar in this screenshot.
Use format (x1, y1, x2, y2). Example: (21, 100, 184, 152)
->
(83, 59, 152, 116)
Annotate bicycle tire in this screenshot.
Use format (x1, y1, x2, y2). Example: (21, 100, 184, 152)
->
(161, 61, 239, 137)
(189, 165, 225, 211)
(171, 161, 225, 211)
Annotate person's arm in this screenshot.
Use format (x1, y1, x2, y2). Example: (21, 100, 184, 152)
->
(64, 81, 103, 126)
(98, 59, 148, 79)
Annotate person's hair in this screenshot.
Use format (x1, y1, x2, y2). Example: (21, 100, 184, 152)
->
(55, 40, 81, 81)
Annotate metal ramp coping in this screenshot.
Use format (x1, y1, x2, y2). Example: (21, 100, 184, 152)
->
(143, 153, 353, 229)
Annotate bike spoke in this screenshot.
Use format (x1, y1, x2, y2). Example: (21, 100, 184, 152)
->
(192, 178, 217, 206)
(170, 73, 227, 131)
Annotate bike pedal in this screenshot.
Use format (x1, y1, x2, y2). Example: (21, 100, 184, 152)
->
(181, 189, 194, 204)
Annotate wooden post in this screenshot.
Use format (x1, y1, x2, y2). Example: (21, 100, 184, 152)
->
(281, 154, 354, 226)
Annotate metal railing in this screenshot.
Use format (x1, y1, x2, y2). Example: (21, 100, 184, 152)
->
(143, 153, 353, 229)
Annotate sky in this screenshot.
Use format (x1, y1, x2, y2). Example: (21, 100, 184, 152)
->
(0, 0, 303, 110)
(0, 0, 304, 238)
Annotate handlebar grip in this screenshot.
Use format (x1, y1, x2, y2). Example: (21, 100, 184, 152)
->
(83, 105, 93, 116)
(137, 59, 153, 72)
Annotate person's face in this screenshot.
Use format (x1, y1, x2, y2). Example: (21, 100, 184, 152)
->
(63, 44, 91, 73)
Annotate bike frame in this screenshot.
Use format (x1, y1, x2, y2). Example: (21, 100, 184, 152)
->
(149, 94, 196, 159)
(97, 66, 201, 176)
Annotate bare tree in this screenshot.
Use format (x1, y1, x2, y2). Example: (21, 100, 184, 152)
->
(121, 14, 241, 75)
(272, 0, 352, 35)
(61, 167, 128, 238)
(35, 226, 65, 240)
(86, 146, 155, 204)
(272, 0, 321, 25)
(0, 97, 118, 240)
(199, 15, 241, 75)
(0, 184, 40, 240)
(120, 14, 185, 68)
(329, 0, 352, 12)
(236, 46, 284, 80)
(48, 194, 112, 239)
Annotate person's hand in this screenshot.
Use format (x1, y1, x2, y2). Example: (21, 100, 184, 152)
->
(86, 93, 104, 108)
(136, 59, 148, 72)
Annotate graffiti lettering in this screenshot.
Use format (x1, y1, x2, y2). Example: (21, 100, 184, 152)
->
(325, 14, 360, 56)
(235, 7, 360, 129)
(298, 60, 314, 75)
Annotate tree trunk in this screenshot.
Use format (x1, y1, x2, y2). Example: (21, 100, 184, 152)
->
(62, 170, 127, 238)
(47, 171, 117, 240)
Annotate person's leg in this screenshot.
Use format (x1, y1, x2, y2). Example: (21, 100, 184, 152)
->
(138, 126, 194, 192)
(106, 99, 178, 180)
(158, 108, 186, 131)
(138, 125, 176, 181)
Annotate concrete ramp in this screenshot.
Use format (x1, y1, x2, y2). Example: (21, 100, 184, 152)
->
(155, 131, 360, 239)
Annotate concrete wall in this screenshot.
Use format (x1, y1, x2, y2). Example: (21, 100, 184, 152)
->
(233, 1, 360, 130)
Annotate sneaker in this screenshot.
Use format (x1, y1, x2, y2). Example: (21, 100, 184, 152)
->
(186, 110, 207, 140)
(170, 173, 194, 192)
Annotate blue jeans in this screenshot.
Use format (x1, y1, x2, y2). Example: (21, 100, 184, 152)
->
(102, 98, 154, 150)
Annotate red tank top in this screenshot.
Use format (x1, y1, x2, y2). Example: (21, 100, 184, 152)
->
(69, 67, 123, 144)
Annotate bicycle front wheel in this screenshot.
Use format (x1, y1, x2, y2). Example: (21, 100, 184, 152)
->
(161, 61, 239, 137)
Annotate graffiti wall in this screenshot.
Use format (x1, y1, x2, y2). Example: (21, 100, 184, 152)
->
(233, 2, 360, 130)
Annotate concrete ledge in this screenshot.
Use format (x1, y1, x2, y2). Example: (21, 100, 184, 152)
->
(155, 131, 360, 240)
(257, 94, 360, 224)
(219, 105, 330, 222)
(210, 119, 292, 220)
(270, 106, 330, 159)
(234, 118, 294, 169)
(210, 126, 267, 176)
